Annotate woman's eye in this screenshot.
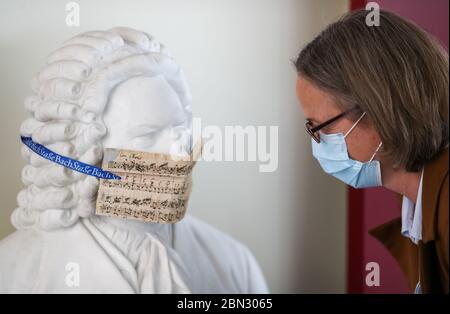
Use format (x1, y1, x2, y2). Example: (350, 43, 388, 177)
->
(320, 125, 335, 134)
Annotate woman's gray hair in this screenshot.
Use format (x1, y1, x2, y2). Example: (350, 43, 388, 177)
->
(295, 9, 449, 172)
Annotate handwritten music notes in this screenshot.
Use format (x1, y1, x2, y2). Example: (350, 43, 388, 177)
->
(95, 141, 201, 224)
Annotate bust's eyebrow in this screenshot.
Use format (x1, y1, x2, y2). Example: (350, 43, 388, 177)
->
(128, 125, 161, 138)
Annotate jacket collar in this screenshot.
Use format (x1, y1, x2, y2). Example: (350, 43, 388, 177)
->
(421, 147, 449, 242)
(370, 147, 449, 243)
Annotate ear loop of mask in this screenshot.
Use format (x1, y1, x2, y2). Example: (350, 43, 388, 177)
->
(343, 111, 383, 162)
(344, 112, 366, 139)
(369, 142, 383, 162)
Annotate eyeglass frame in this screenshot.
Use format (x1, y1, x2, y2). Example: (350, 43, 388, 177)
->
(305, 106, 360, 143)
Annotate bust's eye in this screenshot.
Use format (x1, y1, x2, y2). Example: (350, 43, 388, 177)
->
(132, 133, 159, 147)
(128, 125, 163, 148)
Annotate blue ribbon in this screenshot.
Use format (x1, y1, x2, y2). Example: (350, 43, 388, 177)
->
(20, 136, 121, 180)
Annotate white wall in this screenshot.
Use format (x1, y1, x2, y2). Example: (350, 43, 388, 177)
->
(0, 0, 348, 293)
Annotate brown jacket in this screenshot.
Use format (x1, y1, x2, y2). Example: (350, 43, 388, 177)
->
(370, 147, 449, 294)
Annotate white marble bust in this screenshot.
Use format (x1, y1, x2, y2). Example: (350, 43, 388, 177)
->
(0, 27, 268, 293)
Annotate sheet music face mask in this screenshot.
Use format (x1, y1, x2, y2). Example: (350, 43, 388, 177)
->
(95, 142, 201, 224)
(95, 72, 198, 224)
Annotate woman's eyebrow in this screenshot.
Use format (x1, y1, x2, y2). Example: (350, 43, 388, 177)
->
(306, 117, 320, 124)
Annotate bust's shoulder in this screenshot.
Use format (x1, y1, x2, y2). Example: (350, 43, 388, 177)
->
(0, 228, 47, 292)
(0, 228, 45, 258)
(0, 221, 137, 293)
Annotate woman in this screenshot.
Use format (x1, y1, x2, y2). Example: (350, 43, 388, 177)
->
(295, 10, 448, 293)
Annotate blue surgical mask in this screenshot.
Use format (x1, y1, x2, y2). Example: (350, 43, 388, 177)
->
(311, 112, 383, 189)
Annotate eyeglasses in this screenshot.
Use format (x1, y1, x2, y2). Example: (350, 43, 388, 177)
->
(305, 107, 359, 143)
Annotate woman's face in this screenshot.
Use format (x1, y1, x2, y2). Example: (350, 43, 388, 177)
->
(296, 76, 382, 164)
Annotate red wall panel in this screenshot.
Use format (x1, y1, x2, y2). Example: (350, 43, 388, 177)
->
(347, 0, 449, 293)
